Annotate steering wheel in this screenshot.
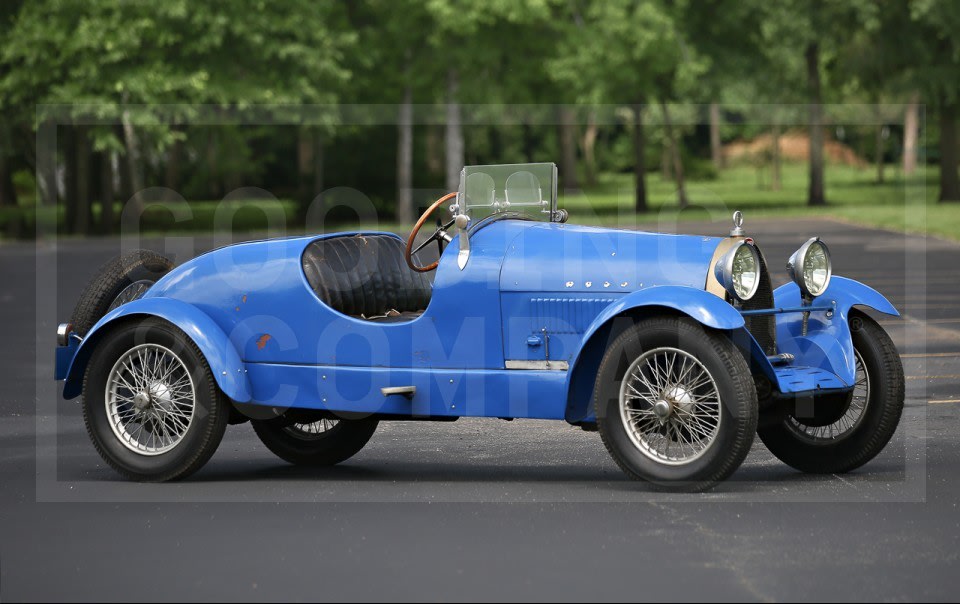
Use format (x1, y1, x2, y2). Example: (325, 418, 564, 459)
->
(405, 192, 458, 272)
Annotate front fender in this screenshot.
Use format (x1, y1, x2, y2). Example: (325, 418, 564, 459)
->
(773, 275, 899, 318)
(62, 297, 252, 402)
(564, 285, 745, 424)
(773, 276, 900, 385)
(585, 285, 746, 338)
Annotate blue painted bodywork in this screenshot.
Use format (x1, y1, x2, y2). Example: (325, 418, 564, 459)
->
(56, 219, 901, 422)
(61, 297, 252, 401)
(771, 276, 899, 388)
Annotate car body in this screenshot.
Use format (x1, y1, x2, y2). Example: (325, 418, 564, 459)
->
(54, 163, 904, 488)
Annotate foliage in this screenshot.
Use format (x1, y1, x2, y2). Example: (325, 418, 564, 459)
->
(0, 0, 957, 231)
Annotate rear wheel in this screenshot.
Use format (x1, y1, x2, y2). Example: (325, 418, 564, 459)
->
(251, 417, 378, 467)
(758, 312, 904, 473)
(71, 249, 173, 336)
(82, 318, 230, 482)
(594, 317, 758, 491)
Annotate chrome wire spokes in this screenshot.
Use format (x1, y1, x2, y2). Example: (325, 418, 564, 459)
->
(104, 343, 195, 456)
(284, 419, 340, 440)
(619, 347, 723, 465)
(787, 349, 870, 442)
(106, 279, 154, 312)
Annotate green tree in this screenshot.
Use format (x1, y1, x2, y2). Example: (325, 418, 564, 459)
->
(552, 0, 703, 212)
(680, 0, 766, 172)
(756, 0, 866, 206)
(0, 0, 355, 232)
(901, 0, 960, 201)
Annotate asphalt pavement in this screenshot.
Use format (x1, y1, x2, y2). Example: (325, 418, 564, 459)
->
(1, 217, 958, 601)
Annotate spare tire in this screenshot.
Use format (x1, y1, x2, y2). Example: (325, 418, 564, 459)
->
(70, 249, 173, 337)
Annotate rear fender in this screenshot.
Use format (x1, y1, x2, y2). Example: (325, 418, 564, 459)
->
(62, 297, 251, 402)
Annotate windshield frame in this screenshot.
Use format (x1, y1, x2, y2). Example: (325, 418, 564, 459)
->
(454, 163, 560, 225)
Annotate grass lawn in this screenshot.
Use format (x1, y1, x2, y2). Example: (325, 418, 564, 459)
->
(3, 162, 958, 242)
(562, 163, 958, 241)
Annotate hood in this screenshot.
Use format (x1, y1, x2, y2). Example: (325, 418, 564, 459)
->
(499, 223, 723, 293)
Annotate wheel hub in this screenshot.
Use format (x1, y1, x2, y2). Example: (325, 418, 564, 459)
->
(653, 399, 672, 421)
(105, 343, 196, 456)
(132, 391, 152, 411)
(149, 382, 175, 412)
(665, 384, 695, 412)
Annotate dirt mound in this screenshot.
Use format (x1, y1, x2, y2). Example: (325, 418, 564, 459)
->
(723, 131, 866, 167)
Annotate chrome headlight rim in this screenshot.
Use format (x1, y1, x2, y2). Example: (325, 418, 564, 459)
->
(714, 240, 761, 302)
(787, 237, 832, 299)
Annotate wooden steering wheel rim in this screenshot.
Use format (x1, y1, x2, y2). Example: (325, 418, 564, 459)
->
(405, 192, 457, 272)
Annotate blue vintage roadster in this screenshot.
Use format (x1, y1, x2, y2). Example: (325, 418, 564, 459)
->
(55, 163, 904, 490)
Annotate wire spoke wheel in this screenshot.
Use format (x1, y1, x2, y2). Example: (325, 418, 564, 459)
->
(106, 279, 155, 312)
(619, 347, 723, 466)
(786, 349, 870, 442)
(104, 343, 196, 456)
(283, 419, 340, 441)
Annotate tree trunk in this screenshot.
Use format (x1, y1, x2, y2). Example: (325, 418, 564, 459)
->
(661, 101, 688, 208)
(115, 125, 131, 201)
(397, 82, 414, 224)
(771, 122, 782, 191)
(100, 151, 115, 233)
(875, 124, 885, 184)
(297, 127, 314, 207)
(121, 107, 145, 214)
(206, 129, 219, 199)
(32, 121, 56, 206)
(709, 101, 724, 170)
(62, 128, 77, 232)
(805, 42, 826, 206)
(660, 144, 671, 180)
(445, 68, 463, 193)
(581, 110, 598, 187)
(632, 103, 648, 213)
(939, 96, 960, 202)
(0, 151, 15, 208)
(558, 106, 579, 190)
(425, 125, 442, 177)
(74, 126, 91, 235)
(165, 131, 182, 193)
(903, 91, 920, 176)
(314, 132, 324, 196)
(488, 125, 503, 162)
(522, 123, 536, 163)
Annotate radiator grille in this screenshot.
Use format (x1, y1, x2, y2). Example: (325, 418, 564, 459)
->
(740, 247, 777, 355)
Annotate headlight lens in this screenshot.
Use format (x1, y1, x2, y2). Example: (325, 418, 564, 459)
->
(787, 237, 832, 298)
(715, 241, 760, 301)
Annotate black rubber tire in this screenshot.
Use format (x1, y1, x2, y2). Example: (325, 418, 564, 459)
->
(594, 317, 759, 491)
(82, 318, 230, 482)
(70, 249, 173, 336)
(251, 418, 378, 467)
(758, 312, 905, 474)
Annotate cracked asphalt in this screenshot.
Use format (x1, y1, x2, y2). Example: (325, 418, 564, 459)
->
(1, 217, 958, 601)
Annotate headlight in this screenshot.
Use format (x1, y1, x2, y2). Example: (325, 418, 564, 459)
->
(787, 237, 832, 298)
(714, 241, 760, 301)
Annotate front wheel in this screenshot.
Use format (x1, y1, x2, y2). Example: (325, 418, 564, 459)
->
(758, 312, 904, 474)
(251, 417, 378, 467)
(82, 318, 230, 482)
(594, 317, 759, 491)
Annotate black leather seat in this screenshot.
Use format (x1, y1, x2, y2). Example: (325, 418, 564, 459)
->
(302, 234, 432, 321)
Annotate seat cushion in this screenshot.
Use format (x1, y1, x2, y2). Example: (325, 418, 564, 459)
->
(302, 234, 432, 319)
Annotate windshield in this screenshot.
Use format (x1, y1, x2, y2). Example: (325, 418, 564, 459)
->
(455, 163, 559, 224)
